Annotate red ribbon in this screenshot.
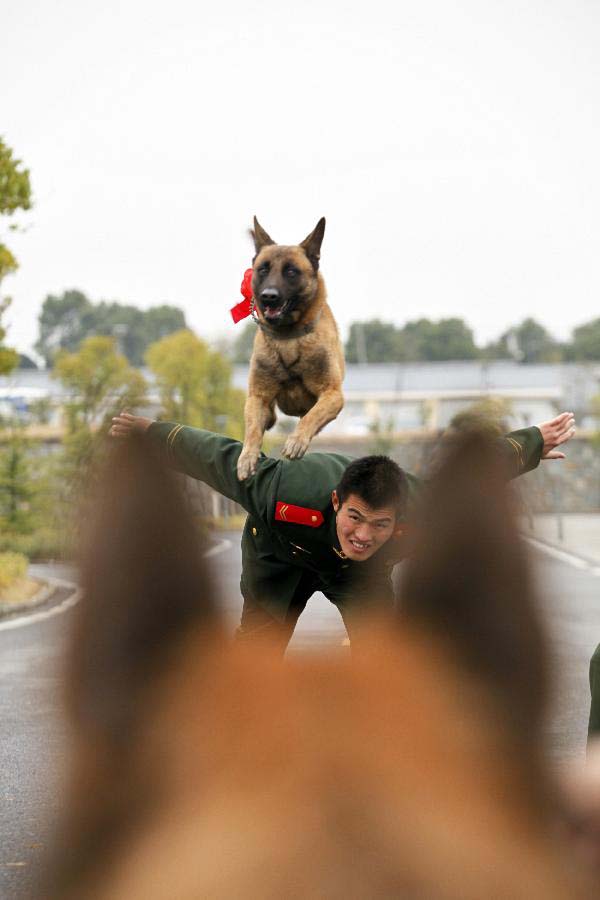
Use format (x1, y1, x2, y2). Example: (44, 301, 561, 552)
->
(230, 268, 254, 324)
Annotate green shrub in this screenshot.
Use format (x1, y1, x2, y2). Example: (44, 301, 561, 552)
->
(0, 551, 28, 590)
(0, 526, 71, 561)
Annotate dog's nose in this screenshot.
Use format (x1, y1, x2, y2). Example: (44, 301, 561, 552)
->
(260, 288, 281, 307)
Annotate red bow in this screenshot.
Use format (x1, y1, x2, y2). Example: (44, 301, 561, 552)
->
(230, 268, 254, 324)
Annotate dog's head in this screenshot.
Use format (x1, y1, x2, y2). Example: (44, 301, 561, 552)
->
(250, 217, 325, 328)
(47, 429, 591, 899)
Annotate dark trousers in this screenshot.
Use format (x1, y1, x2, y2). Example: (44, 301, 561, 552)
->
(235, 570, 393, 654)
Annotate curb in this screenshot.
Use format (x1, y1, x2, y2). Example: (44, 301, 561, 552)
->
(523, 532, 600, 571)
(0, 579, 56, 618)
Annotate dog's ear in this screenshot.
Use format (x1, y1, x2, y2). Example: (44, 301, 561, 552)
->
(251, 216, 275, 253)
(70, 435, 223, 740)
(54, 438, 224, 896)
(300, 217, 326, 271)
(399, 430, 549, 743)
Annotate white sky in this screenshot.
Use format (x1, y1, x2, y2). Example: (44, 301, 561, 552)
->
(3, 0, 600, 359)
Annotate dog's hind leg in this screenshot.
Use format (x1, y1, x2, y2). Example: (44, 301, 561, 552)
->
(237, 394, 277, 480)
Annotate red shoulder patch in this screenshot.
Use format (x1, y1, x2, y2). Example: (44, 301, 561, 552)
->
(275, 502, 324, 528)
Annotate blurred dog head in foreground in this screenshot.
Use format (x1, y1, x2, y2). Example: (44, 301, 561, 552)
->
(45, 433, 593, 899)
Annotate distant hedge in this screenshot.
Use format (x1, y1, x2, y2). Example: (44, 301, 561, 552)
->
(0, 551, 27, 591)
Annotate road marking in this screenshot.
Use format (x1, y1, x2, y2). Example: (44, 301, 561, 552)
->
(333, 538, 600, 650)
(0, 538, 232, 632)
(204, 538, 232, 558)
(525, 536, 600, 575)
(0, 587, 82, 632)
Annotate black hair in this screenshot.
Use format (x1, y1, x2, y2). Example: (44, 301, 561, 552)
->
(336, 455, 407, 517)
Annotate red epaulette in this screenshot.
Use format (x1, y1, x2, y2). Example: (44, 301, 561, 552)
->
(275, 501, 324, 528)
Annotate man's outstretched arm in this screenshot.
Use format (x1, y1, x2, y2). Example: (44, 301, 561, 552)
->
(500, 411, 576, 476)
(110, 412, 154, 439)
(537, 411, 576, 460)
(110, 412, 279, 518)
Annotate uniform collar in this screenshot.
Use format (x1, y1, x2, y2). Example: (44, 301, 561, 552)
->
(325, 503, 348, 561)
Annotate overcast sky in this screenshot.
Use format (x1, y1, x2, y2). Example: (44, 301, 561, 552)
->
(3, 0, 600, 360)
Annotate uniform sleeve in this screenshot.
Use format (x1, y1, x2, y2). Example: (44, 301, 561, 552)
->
(588, 644, 600, 740)
(496, 426, 544, 478)
(145, 422, 279, 519)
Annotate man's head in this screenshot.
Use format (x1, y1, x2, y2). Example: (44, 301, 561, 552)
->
(332, 455, 407, 561)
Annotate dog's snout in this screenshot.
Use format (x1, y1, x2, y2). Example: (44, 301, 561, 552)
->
(260, 287, 281, 307)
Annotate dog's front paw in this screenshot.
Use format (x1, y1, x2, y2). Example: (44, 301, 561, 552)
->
(237, 448, 259, 481)
(281, 433, 311, 460)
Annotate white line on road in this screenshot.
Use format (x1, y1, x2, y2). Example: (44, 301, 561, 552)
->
(204, 538, 232, 558)
(0, 538, 233, 632)
(525, 536, 600, 575)
(0, 588, 82, 632)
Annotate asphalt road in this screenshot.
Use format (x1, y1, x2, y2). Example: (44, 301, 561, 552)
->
(1, 543, 599, 899)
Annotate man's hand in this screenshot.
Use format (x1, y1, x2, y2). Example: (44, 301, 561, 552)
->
(537, 411, 576, 460)
(110, 411, 155, 438)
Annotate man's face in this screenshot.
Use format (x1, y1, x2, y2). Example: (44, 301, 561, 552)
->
(332, 491, 398, 562)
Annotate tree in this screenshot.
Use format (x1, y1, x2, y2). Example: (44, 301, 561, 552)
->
(28, 396, 52, 425)
(484, 318, 561, 363)
(54, 335, 147, 429)
(0, 138, 32, 218)
(36, 291, 187, 366)
(35, 290, 93, 365)
(48, 338, 146, 558)
(142, 306, 188, 357)
(567, 318, 600, 361)
(0, 426, 34, 533)
(231, 321, 257, 364)
(345, 320, 401, 363)
(146, 329, 245, 437)
(0, 138, 32, 375)
(0, 299, 18, 375)
(398, 318, 479, 361)
(89, 301, 187, 366)
(345, 317, 479, 363)
(53, 336, 147, 480)
(0, 244, 18, 286)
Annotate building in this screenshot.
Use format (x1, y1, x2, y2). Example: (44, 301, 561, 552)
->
(232, 361, 600, 434)
(2, 361, 600, 433)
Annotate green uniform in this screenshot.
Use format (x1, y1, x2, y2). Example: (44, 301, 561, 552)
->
(588, 644, 600, 741)
(146, 422, 544, 642)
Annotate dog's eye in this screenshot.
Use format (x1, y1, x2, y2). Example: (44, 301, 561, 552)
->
(257, 264, 269, 276)
(285, 267, 299, 278)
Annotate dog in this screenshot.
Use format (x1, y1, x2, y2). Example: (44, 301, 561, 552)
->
(43, 433, 594, 899)
(236, 217, 345, 481)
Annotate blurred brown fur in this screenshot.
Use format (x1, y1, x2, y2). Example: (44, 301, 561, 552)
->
(45, 433, 592, 899)
(401, 432, 549, 763)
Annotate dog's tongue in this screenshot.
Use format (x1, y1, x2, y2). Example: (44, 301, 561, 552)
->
(265, 307, 283, 319)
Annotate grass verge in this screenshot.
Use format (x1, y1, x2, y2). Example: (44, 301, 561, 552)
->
(0, 576, 42, 607)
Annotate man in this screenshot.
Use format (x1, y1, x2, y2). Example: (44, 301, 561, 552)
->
(111, 410, 575, 652)
(588, 646, 600, 740)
